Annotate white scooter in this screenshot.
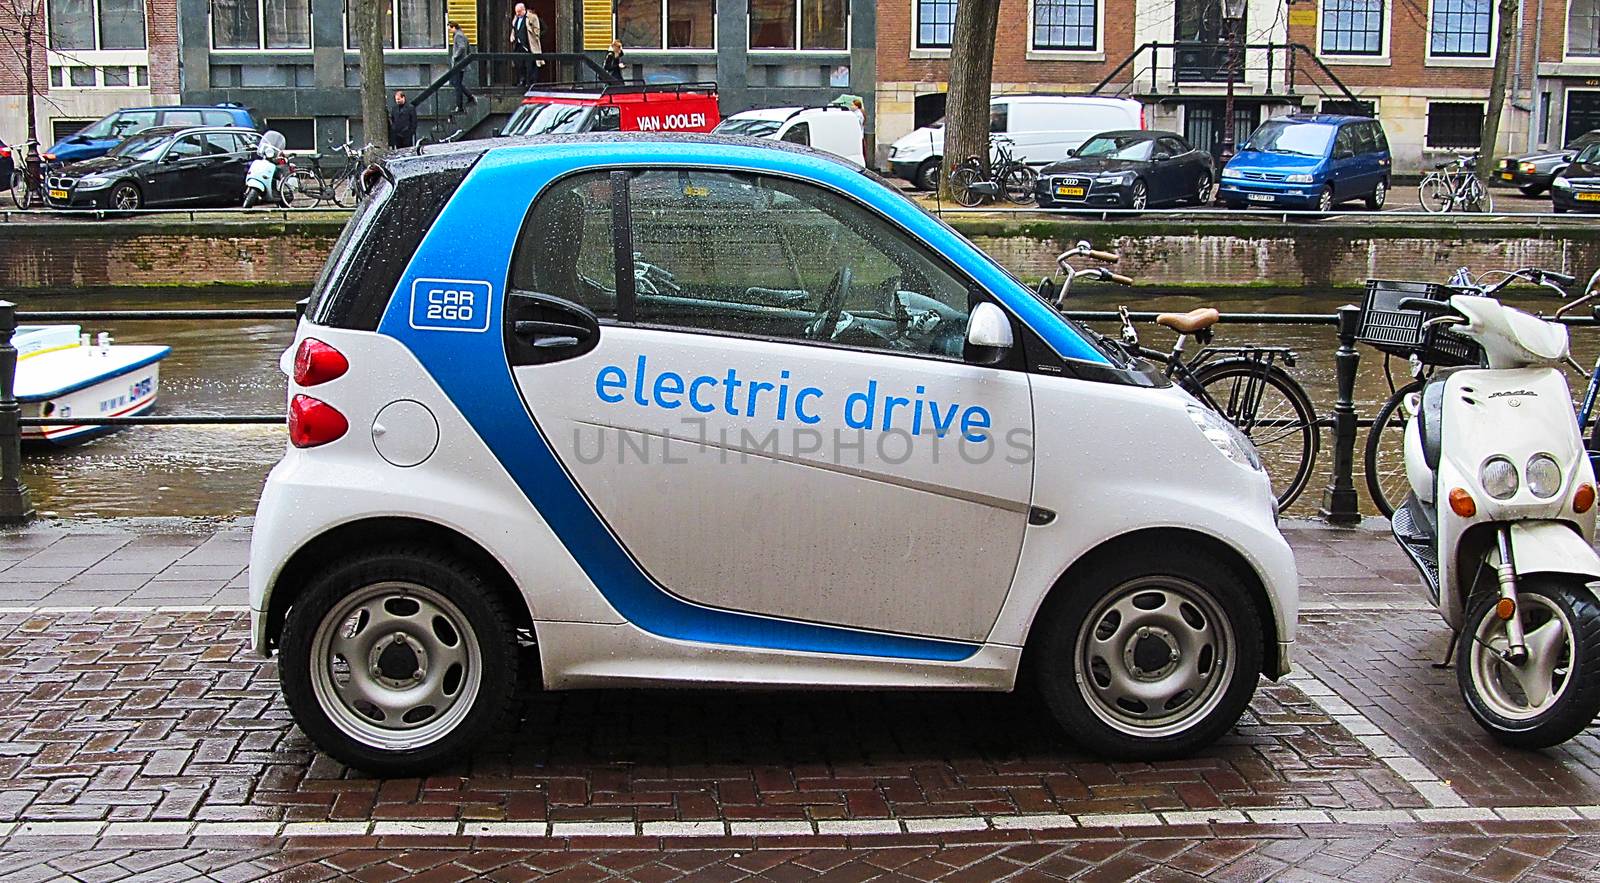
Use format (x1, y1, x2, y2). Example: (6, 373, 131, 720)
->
(1392, 266, 1600, 748)
(243, 131, 288, 208)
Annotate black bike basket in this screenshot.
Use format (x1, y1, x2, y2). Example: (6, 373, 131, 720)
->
(1356, 279, 1481, 366)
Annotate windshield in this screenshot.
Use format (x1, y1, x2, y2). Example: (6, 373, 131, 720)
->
(506, 102, 590, 137)
(1577, 143, 1600, 164)
(110, 132, 170, 160)
(713, 118, 782, 138)
(1075, 135, 1153, 161)
(75, 110, 158, 141)
(1243, 120, 1335, 157)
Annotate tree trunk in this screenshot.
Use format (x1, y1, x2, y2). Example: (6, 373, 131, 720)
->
(1477, 0, 1519, 185)
(938, 0, 1002, 203)
(354, 0, 390, 151)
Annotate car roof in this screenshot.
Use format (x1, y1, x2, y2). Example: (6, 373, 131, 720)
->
(110, 104, 252, 114)
(994, 95, 1141, 107)
(1091, 129, 1162, 140)
(1277, 113, 1373, 125)
(125, 125, 259, 139)
(388, 131, 864, 180)
(726, 108, 801, 122)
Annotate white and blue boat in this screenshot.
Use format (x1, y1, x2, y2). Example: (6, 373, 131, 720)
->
(13, 325, 170, 445)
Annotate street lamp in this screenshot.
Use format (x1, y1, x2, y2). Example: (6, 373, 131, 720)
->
(1220, 0, 1246, 161)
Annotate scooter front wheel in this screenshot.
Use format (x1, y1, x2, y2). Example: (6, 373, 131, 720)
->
(243, 188, 260, 208)
(1458, 577, 1600, 749)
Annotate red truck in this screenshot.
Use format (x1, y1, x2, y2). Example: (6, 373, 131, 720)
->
(499, 82, 720, 138)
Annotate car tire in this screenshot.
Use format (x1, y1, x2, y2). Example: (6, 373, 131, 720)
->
(1555, 203, 1569, 214)
(1032, 550, 1263, 760)
(1192, 171, 1215, 206)
(278, 547, 521, 776)
(913, 159, 940, 191)
(1317, 185, 1335, 214)
(1127, 179, 1148, 210)
(109, 182, 141, 211)
(1519, 184, 1548, 197)
(1365, 179, 1387, 210)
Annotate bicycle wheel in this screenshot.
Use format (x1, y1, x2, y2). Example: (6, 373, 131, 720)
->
(949, 166, 986, 207)
(1002, 164, 1038, 204)
(279, 168, 321, 209)
(1418, 174, 1451, 213)
(8, 170, 26, 209)
(1365, 379, 1423, 519)
(329, 170, 359, 208)
(1463, 177, 1493, 213)
(1192, 360, 1321, 512)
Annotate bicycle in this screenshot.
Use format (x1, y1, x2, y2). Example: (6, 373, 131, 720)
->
(949, 135, 1038, 207)
(312, 140, 375, 208)
(1418, 154, 1493, 213)
(8, 140, 55, 210)
(1052, 241, 1321, 511)
(1360, 266, 1587, 518)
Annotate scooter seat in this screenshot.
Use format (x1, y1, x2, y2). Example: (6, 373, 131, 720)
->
(1156, 308, 1221, 335)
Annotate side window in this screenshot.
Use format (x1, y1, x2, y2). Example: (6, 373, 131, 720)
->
(989, 103, 1009, 133)
(110, 110, 158, 138)
(626, 169, 973, 359)
(509, 172, 618, 318)
(1367, 122, 1389, 153)
(203, 132, 237, 155)
(593, 107, 621, 132)
(1157, 137, 1186, 157)
(166, 135, 205, 159)
(1334, 126, 1357, 157)
(203, 110, 235, 127)
(780, 122, 810, 146)
(163, 111, 204, 128)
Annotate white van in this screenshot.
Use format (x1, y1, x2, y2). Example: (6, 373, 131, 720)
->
(713, 106, 866, 166)
(888, 95, 1145, 190)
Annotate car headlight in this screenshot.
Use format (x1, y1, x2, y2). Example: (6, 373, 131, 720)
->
(1222, 167, 1245, 180)
(1526, 453, 1563, 498)
(1285, 173, 1315, 184)
(1187, 405, 1262, 472)
(1555, 176, 1572, 189)
(1096, 171, 1134, 184)
(1481, 456, 1519, 500)
(76, 175, 111, 187)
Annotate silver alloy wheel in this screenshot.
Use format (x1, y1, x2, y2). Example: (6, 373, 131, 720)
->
(1468, 592, 1575, 721)
(1130, 181, 1147, 209)
(112, 184, 139, 210)
(309, 581, 483, 751)
(1196, 173, 1214, 204)
(1372, 180, 1386, 207)
(1318, 187, 1333, 212)
(1074, 576, 1236, 737)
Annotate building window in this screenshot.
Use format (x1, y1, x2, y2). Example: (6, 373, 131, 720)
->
(212, 1, 312, 50)
(1032, 0, 1097, 51)
(616, 0, 715, 49)
(1570, 0, 1600, 57)
(48, 0, 146, 50)
(1321, 0, 1384, 55)
(1429, 0, 1492, 57)
(344, 0, 445, 50)
(1426, 101, 1483, 147)
(915, 0, 957, 49)
(749, 0, 847, 50)
(1321, 99, 1377, 117)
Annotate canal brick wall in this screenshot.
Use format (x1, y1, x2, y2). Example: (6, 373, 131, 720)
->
(2, 214, 1594, 290)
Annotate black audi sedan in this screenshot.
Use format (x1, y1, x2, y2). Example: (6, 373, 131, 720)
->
(45, 125, 260, 210)
(1551, 142, 1600, 213)
(1496, 129, 1600, 196)
(1035, 130, 1215, 209)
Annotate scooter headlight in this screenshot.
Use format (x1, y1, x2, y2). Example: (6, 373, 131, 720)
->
(1526, 453, 1563, 498)
(1187, 405, 1262, 472)
(1481, 456, 1519, 500)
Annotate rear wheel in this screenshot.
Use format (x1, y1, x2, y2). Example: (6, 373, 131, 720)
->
(1364, 380, 1423, 519)
(8, 169, 27, 209)
(1419, 175, 1451, 213)
(1463, 177, 1493, 212)
(1033, 551, 1263, 759)
(279, 168, 322, 208)
(1459, 578, 1600, 749)
(1192, 360, 1320, 512)
(278, 548, 520, 776)
(949, 165, 986, 207)
(1365, 178, 1388, 210)
(1002, 164, 1038, 204)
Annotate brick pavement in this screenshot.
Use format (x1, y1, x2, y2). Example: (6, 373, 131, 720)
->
(1, 520, 1598, 881)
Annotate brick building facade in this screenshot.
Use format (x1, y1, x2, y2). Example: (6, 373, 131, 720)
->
(877, 0, 1600, 174)
(1, 1, 180, 146)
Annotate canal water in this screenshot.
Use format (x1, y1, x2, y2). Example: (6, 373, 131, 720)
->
(17, 284, 1598, 520)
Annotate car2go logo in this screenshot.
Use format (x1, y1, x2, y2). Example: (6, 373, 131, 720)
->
(409, 279, 493, 332)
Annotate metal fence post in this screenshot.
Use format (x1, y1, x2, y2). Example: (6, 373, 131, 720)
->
(0, 301, 36, 525)
(1319, 304, 1362, 525)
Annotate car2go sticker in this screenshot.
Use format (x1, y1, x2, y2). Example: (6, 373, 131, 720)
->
(409, 279, 493, 333)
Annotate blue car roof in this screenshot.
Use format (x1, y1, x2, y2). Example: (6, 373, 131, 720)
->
(1277, 113, 1374, 125)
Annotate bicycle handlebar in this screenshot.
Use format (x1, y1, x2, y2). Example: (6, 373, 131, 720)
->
(1107, 272, 1134, 285)
(1088, 249, 1120, 263)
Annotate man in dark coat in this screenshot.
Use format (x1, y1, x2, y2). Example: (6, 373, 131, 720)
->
(389, 91, 417, 148)
(448, 21, 477, 112)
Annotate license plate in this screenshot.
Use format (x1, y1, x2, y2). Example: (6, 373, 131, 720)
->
(48, 189, 68, 200)
(1579, 192, 1600, 202)
(1501, 172, 1514, 181)
(1247, 193, 1274, 202)
(1055, 186, 1085, 197)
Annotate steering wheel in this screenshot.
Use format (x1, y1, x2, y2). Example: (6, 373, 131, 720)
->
(806, 266, 852, 341)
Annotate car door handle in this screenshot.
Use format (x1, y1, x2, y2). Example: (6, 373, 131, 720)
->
(513, 319, 592, 348)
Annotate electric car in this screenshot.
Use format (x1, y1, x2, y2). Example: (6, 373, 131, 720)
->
(252, 133, 1299, 775)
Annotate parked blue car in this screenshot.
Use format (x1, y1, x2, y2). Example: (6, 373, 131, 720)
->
(1218, 114, 1391, 212)
(46, 104, 262, 164)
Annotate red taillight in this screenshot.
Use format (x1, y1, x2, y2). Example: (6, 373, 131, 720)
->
(293, 338, 348, 386)
(288, 394, 347, 448)
(0, 147, 10, 158)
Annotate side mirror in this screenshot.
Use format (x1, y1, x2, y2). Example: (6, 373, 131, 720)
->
(1065, 147, 1077, 157)
(163, 153, 184, 163)
(965, 302, 1014, 366)
(1153, 152, 1171, 162)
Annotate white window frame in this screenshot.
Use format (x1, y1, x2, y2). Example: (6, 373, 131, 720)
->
(1424, 99, 1488, 149)
(910, 0, 958, 55)
(1026, 0, 1104, 61)
(45, 0, 149, 53)
(747, 0, 852, 54)
(1316, 0, 1391, 66)
(341, 1, 448, 54)
(209, 0, 315, 53)
(1565, 0, 1600, 62)
(1425, 0, 1496, 66)
(613, 0, 719, 53)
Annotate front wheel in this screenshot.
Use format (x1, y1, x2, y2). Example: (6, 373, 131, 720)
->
(1001, 164, 1038, 204)
(1458, 578, 1600, 749)
(242, 187, 260, 209)
(1193, 171, 1215, 206)
(1463, 178, 1494, 213)
(1419, 175, 1451, 213)
(913, 159, 940, 191)
(1127, 179, 1148, 210)
(279, 168, 321, 208)
(1192, 360, 1320, 511)
(278, 548, 520, 775)
(948, 165, 986, 207)
(1364, 380, 1423, 519)
(109, 182, 141, 211)
(8, 170, 28, 209)
(1033, 551, 1263, 759)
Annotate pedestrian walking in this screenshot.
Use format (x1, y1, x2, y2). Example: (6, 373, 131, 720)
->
(603, 40, 625, 84)
(389, 90, 417, 148)
(448, 21, 477, 112)
(510, 3, 542, 87)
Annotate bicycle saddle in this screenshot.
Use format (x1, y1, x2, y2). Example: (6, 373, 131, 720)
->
(1156, 308, 1221, 335)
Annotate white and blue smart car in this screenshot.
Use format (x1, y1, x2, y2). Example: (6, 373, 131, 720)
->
(251, 133, 1298, 774)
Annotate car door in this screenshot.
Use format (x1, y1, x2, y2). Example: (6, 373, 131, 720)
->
(1151, 136, 1189, 203)
(143, 134, 208, 204)
(201, 132, 247, 203)
(500, 167, 1035, 644)
(1329, 125, 1360, 200)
